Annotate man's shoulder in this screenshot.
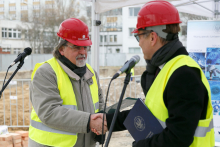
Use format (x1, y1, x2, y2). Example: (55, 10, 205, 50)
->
(34, 62, 55, 80)
(36, 62, 53, 73)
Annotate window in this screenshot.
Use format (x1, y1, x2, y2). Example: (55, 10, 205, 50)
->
(104, 35, 107, 42)
(21, 12, 28, 19)
(129, 28, 135, 36)
(13, 48, 21, 54)
(129, 7, 140, 16)
(9, 7, 16, 11)
(129, 47, 141, 53)
(8, 28, 12, 38)
(10, 14, 16, 19)
(104, 8, 122, 16)
(21, 6, 27, 10)
(2, 48, 11, 52)
(0, 7, 4, 12)
(100, 35, 103, 42)
(116, 48, 120, 53)
(24, 30, 28, 39)
(8, 28, 21, 39)
(2, 28, 7, 38)
(18, 30, 21, 38)
(109, 35, 113, 42)
(13, 29, 17, 38)
(0, 1, 4, 4)
(0, 14, 4, 19)
(108, 48, 112, 53)
(45, 4, 53, 8)
(114, 35, 117, 42)
(86, 6, 91, 17)
(33, 5, 40, 10)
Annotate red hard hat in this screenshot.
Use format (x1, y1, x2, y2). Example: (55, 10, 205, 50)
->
(57, 18, 92, 46)
(132, 1, 182, 33)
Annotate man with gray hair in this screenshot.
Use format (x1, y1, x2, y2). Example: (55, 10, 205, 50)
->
(29, 18, 107, 147)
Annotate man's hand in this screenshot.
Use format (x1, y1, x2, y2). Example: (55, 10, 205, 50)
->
(90, 113, 108, 135)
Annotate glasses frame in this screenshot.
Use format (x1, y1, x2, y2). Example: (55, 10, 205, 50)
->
(65, 45, 91, 52)
(134, 33, 147, 42)
(134, 30, 153, 42)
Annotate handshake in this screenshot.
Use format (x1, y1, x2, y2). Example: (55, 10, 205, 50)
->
(90, 113, 108, 135)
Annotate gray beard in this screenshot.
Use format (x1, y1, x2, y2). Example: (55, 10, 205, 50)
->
(76, 59, 86, 67)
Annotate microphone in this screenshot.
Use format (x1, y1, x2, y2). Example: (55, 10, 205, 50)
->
(112, 55, 140, 80)
(9, 47, 32, 68)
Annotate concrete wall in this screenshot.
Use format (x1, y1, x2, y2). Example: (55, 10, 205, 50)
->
(0, 53, 146, 79)
(0, 66, 145, 80)
(0, 53, 146, 71)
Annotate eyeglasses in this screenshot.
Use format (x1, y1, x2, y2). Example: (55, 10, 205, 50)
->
(66, 45, 91, 52)
(134, 33, 147, 42)
(134, 31, 153, 42)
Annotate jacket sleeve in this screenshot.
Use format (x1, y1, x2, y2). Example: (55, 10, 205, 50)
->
(135, 66, 208, 147)
(30, 63, 90, 133)
(106, 110, 130, 131)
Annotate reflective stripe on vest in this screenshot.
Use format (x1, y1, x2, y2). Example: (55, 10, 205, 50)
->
(31, 120, 77, 136)
(145, 55, 215, 147)
(29, 58, 99, 147)
(157, 118, 214, 137)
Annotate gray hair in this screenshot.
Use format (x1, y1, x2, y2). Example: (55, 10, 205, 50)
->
(52, 38, 68, 58)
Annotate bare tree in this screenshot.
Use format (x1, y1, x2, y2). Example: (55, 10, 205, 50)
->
(17, 0, 82, 54)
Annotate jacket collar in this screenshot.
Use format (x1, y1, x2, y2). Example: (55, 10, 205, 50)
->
(57, 59, 94, 81)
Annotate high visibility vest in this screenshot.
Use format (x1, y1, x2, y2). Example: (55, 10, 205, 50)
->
(145, 55, 215, 147)
(29, 57, 99, 147)
(131, 68, 134, 76)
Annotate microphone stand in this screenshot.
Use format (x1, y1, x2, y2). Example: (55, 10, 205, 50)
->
(0, 60, 24, 99)
(104, 70, 132, 147)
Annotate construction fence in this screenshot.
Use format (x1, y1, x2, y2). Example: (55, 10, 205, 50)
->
(0, 76, 144, 129)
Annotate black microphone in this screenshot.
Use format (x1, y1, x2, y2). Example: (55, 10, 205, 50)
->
(112, 55, 140, 80)
(9, 47, 32, 68)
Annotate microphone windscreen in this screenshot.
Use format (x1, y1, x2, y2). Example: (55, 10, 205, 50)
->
(133, 55, 140, 63)
(24, 47, 32, 55)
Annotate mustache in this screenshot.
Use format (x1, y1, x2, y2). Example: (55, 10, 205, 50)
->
(76, 54, 86, 60)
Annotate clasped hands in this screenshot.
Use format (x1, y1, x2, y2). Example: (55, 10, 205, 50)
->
(90, 113, 108, 135)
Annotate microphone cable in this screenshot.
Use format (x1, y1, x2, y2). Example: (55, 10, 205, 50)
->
(0, 67, 10, 99)
(101, 78, 113, 147)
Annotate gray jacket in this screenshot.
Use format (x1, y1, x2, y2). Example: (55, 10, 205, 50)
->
(29, 60, 104, 147)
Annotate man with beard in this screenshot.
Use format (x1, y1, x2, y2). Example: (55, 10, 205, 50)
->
(92, 1, 215, 147)
(29, 18, 107, 147)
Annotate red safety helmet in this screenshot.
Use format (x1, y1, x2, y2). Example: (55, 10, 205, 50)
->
(57, 18, 92, 46)
(132, 1, 182, 33)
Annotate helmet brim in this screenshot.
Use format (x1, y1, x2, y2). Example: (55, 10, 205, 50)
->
(66, 38, 92, 46)
(131, 28, 138, 33)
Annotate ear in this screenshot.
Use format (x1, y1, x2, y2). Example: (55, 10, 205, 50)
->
(59, 46, 65, 56)
(150, 32, 158, 46)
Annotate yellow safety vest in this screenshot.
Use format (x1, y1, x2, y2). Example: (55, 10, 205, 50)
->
(29, 57, 99, 147)
(131, 68, 134, 76)
(145, 55, 215, 147)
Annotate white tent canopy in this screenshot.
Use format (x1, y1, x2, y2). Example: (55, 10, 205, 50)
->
(93, 0, 219, 18)
(95, 0, 174, 14)
(86, 0, 220, 73)
(172, 0, 220, 18)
